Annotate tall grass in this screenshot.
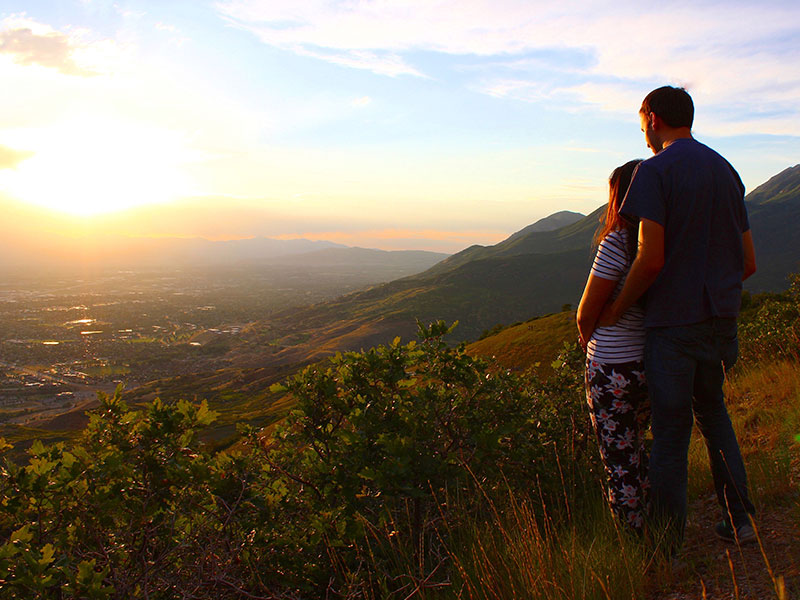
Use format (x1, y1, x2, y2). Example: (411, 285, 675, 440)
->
(443, 359, 799, 600)
(447, 486, 652, 600)
(686, 359, 800, 507)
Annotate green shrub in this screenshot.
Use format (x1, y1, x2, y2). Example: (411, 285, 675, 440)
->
(738, 275, 800, 363)
(260, 321, 591, 594)
(0, 388, 285, 598)
(0, 322, 592, 598)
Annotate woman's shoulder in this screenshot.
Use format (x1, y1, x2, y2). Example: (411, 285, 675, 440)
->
(598, 228, 629, 251)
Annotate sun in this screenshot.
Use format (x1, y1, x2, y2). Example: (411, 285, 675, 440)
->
(3, 116, 193, 216)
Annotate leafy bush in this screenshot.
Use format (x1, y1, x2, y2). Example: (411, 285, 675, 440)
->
(0, 390, 281, 598)
(738, 274, 800, 363)
(0, 321, 591, 598)
(261, 322, 587, 592)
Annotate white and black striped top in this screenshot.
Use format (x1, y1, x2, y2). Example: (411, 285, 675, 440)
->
(586, 229, 646, 364)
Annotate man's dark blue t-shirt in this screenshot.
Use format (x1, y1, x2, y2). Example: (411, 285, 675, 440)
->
(619, 138, 750, 328)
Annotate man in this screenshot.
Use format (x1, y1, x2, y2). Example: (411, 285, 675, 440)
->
(598, 86, 757, 552)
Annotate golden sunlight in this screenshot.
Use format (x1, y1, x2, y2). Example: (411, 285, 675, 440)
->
(3, 116, 192, 216)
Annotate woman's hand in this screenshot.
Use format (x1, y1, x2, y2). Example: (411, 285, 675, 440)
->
(578, 334, 588, 353)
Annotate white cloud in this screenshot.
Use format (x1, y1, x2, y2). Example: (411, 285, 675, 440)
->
(154, 21, 189, 46)
(155, 22, 178, 33)
(0, 16, 95, 76)
(351, 96, 372, 107)
(477, 78, 570, 104)
(115, 6, 146, 20)
(216, 0, 563, 56)
(215, 0, 800, 135)
(554, 82, 645, 116)
(295, 46, 423, 77)
(0, 15, 131, 77)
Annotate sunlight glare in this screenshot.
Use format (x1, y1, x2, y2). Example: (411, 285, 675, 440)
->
(3, 116, 193, 216)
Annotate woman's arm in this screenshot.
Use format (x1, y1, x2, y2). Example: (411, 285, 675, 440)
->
(576, 274, 617, 351)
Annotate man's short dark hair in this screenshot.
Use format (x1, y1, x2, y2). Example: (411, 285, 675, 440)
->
(640, 86, 694, 129)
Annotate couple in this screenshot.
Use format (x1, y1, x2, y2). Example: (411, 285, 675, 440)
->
(576, 86, 758, 552)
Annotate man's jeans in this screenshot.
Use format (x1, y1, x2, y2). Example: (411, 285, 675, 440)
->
(645, 317, 755, 546)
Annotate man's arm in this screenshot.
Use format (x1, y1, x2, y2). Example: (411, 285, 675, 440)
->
(742, 229, 756, 280)
(596, 218, 664, 327)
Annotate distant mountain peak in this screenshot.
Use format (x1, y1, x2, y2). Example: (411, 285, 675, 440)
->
(507, 210, 585, 241)
(746, 164, 800, 205)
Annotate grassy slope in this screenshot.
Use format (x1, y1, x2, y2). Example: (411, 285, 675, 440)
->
(466, 310, 576, 375)
(217, 310, 578, 443)
(215, 310, 578, 444)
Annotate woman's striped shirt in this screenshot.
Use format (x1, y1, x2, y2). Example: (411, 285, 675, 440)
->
(586, 229, 646, 364)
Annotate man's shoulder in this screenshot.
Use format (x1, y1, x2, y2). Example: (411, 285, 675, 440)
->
(659, 138, 733, 166)
(648, 138, 705, 165)
(644, 139, 741, 183)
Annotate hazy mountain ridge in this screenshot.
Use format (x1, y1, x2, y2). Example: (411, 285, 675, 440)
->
(0, 233, 449, 276)
(272, 247, 450, 270)
(230, 164, 800, 367)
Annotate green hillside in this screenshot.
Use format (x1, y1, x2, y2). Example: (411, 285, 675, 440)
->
(744, 164, 800, 291)
(745, 163, 800, 205)
(422, 206, 602, 277)
(466, 310, 576, 375)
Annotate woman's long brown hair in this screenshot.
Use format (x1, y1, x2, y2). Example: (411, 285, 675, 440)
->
(593, 159, 643, 258)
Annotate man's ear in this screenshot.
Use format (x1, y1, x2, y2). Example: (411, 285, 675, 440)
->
(649, 112, 662, 131)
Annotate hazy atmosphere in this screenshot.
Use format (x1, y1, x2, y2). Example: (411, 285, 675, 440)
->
(1, 0, 799, 252)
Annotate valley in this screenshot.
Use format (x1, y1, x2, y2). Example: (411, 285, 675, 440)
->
(2, 164, 799, 449)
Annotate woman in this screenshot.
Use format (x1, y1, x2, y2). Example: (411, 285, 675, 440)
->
(577, 159, 649, 532)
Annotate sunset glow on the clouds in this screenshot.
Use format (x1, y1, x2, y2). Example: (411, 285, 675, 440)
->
(0, 1, 798, 251)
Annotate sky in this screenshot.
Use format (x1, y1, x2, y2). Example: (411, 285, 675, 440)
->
(0, 1, 798, 253)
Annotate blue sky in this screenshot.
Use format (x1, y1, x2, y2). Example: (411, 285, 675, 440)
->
(0, 0, 798, 252)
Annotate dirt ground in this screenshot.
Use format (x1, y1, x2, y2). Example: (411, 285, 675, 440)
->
(646, 494, 800, 599)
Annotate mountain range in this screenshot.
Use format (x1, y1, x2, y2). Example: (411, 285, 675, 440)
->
(232, 164, 800, 366)
(0, 231, 450, 282)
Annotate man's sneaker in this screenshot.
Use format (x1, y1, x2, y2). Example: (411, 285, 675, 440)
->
(715, 520, 756, 545)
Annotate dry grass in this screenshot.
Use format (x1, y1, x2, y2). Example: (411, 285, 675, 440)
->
(466, 311, 575, 376)
(674, 359, 800, 600)
(444, 358, 800, 600)
(687, 359, 800, 506)
(448, 487, 651, 600)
